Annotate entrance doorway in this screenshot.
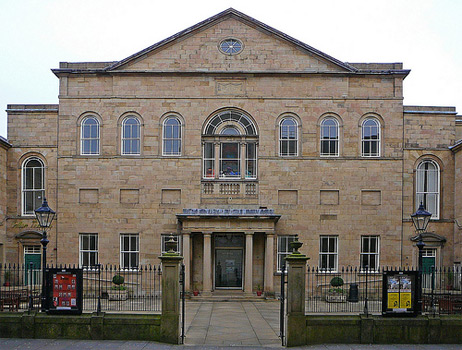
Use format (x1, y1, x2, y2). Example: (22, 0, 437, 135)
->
(422, 248, 436, 289)
(214, 234, 243, 289)
(24, 245, 41, 285)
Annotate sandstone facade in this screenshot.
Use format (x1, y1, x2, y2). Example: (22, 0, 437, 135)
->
(2, 9, 461, 294)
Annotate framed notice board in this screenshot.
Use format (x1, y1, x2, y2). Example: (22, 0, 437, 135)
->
(382, 270, 418, 317)
(45, 267, 83, 315)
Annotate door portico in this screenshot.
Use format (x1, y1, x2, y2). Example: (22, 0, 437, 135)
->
(177, 209, 280, 295)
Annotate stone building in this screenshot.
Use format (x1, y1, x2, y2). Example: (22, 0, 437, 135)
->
(2, 8, 461, 295)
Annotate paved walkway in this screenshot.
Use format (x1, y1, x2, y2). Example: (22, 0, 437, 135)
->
(184, 301, 280, 346)
(1, 339, 462, 349)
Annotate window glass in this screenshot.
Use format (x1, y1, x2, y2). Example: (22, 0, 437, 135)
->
(361, 118, 380, 157)
(279, 118, 298, 156)
(163, 117, 181, 156)
(277, 236, 296, 272)
(319, 236, 338, 271)
(81, 117, 100, 155)
(416, 160, 439, 218)
(220, 143, 240, 177)
(22, 158, 45, 215)
(320, 118, 339, 156)
(360, 236, 379, 271)
(120, 234, 139, 269)
(122, 117, 141, 155)
(80, 234, 98, 268)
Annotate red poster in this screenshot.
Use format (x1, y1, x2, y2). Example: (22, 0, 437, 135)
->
(52, 272, 77, 309)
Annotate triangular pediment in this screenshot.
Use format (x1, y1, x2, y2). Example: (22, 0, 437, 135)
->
(107, 8, 355, 73)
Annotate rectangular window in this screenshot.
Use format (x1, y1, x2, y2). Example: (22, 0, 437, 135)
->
(277, 235, 296, 272)
(319, 236, 338, 271)
(203, 142, 215, 178)
(220, 142, 240, 178)
(161, 234, 181, 254)
(360, 236, 379, 271)
(246, 142, 257, 179)
(79, 234, 98, 268)
(120, 234, 139, 269)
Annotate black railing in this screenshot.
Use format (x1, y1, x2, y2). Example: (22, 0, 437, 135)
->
(306, 265, 462, 315)
(0, 263, 162, 313)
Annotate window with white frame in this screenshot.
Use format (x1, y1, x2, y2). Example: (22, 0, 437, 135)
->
(320, 118, 339, 156)
(80, 234, 98, 268)
(360, 236, 379, 271)
(361, 118, 380, 157)
(202, 110, 258, 179)
(120, 234, 139, 269)
(416, 160, 440, 219)
(279, 117, 298, 156)
(22, 157, 45, 216)
(277, 235, 296, 272)
(81, 116, 100, 155)
(161, 234, 181, 254)
(319, 236, 338, 271)
(122, 116, 140, 155)
(163, 117, 182, 156)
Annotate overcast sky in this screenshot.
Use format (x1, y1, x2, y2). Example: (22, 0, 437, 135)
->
(1, 0, 461, 139)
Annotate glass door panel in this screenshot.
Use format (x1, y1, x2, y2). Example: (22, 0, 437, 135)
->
(215, 249, 243, 288)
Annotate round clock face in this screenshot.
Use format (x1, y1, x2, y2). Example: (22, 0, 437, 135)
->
(219, 38, 243, 55)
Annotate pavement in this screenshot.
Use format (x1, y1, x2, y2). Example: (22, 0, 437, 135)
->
(1, 300, 462, 349)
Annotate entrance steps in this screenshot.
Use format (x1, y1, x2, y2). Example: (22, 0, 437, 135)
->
(188, 289, 270, 301)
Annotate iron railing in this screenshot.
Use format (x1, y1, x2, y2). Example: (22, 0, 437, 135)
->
(305, 265, 462, 315)
(0, 263, 162, 313)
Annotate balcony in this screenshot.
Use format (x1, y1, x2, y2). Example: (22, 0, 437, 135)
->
(201, 180, 258, 205)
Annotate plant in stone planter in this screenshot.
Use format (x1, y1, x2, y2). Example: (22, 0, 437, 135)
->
(108, 274, 128, 301)
(326, 276, 347, 303)
(192, 283, 199, 296)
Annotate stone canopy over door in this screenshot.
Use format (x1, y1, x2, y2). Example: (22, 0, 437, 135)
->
(177, 209, 280, 295)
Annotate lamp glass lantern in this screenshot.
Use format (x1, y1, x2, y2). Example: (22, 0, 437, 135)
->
(34, 198, 56, 230)
(411, 202, 431, 234)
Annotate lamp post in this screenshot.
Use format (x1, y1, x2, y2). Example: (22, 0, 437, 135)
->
(34, 198, 56, 312)
(411, 202, 431, 314)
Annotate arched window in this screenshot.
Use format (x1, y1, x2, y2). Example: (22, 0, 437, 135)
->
(416, 160, 440, 219)
(361, 118, 380, 157)
(320, 118, 339, 156)
(122, 117, 141, 155)
(22, 157, 45, 216)
(202, 110, 258, 179)
(163, 117, 182, 156)
(81, 117, 100, 155)
(279, 118, 298, 156)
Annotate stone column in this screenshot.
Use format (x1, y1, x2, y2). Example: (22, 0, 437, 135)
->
(182, 232, 191, 291)
(285, 239, 309, 347)
(244, 232, 253, 294)
(159, 252, 183, 344)
(264, 232, 274, 294)
(203, 233, 212, 295)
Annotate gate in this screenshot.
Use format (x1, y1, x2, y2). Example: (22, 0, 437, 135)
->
(180, 263, 185, 344)
(279, 263, 287, 346)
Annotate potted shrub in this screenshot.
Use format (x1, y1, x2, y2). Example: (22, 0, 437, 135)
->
(108, 274, 128, 301)
(256, 284, 263, 296)
(3, 271, 11, 287)
(326, 276, 347, 303)
(192, 283, 199, 296)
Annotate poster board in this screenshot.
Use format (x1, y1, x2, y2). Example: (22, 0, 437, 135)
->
(382, 270, 418, 317)
(45, 267, 83, 315)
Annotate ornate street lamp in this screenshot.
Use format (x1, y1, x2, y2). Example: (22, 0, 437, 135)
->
(411, 202, 431, 314)
(34, 198, 56, 312)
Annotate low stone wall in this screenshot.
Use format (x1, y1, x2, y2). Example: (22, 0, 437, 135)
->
(0, 312, 161, 341)
(305, 315, 462, 345)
